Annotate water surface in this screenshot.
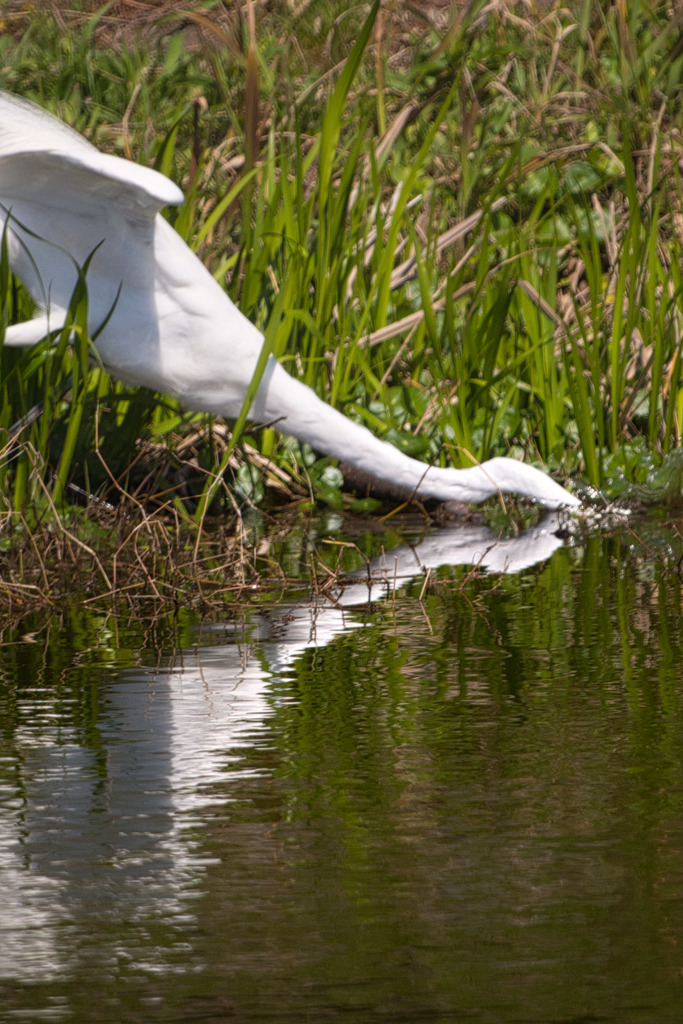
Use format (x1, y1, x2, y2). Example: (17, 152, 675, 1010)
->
(2, 513, 683, 1022)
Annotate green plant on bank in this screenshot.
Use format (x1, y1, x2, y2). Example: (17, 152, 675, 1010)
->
(2, 0, 683, 527)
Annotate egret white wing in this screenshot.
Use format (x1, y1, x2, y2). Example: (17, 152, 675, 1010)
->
(0, 91, 183, 215)
(0, 92, 184, 339)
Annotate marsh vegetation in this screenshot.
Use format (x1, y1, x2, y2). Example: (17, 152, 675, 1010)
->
(2, 0, 683, 607)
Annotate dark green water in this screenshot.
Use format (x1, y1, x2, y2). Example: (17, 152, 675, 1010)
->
(2, 513, 683, 1023)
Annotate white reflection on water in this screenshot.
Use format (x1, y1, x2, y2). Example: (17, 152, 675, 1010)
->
(0, 514, 569, 990)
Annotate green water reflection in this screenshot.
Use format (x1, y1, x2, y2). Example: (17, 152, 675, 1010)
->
(1, 521, 683, 1022)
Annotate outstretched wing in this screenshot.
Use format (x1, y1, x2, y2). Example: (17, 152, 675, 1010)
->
(0, 91, 184, 333)
(0, 91, 183, 216)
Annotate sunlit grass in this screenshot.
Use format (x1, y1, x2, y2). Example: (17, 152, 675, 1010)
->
(2, 0, 683, 528)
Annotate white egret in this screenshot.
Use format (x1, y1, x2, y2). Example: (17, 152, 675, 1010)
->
(0, 91, 580, 510)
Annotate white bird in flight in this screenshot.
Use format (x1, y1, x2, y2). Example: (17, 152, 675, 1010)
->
(0, 91, 580, 510)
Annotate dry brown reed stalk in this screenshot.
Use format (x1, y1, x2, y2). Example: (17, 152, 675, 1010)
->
(0, 510, 246, 614)
(0, 446, 394, 617)
(0, 455, 262, 615)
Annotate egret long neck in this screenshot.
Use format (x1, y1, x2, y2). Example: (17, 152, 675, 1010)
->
(250, 357, 579, 509)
